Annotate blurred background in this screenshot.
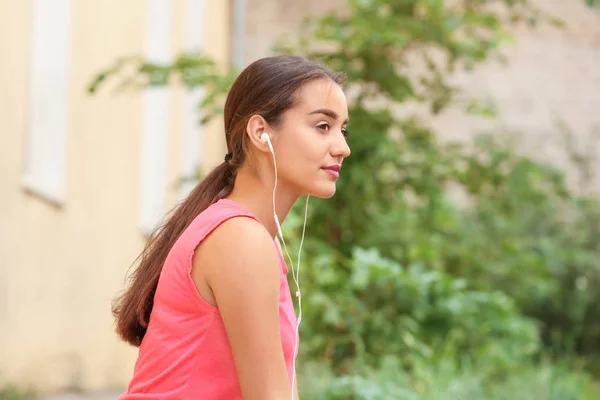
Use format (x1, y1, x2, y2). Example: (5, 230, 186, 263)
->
(1, 0, 600, 399)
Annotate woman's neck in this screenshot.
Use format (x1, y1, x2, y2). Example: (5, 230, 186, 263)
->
(226, 164, 298, 239)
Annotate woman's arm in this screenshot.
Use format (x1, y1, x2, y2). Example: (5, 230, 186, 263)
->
(193, 217, 292, 400)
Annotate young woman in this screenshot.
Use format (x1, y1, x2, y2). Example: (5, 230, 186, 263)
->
(114, 55, 351, 400)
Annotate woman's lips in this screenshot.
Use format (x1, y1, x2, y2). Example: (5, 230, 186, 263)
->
(322, 165, 341, 179)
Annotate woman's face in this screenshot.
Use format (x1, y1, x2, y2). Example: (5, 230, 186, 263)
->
(272, 78, 351, 199)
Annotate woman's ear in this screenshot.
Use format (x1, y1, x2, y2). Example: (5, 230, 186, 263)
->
(246, 114, 271, 154)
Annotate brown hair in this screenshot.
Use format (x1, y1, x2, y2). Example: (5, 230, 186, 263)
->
(113, 56, 346, 346)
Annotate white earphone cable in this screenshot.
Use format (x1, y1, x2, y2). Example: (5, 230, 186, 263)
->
(265, 134, 308, 400)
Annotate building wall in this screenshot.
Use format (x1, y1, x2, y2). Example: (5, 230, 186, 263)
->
(0, 0, 230, 393)
(244, 0, 345, 64)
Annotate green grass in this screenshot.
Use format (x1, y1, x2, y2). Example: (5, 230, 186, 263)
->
(0, 384, 36, 400)
(298, 357, 600, 400)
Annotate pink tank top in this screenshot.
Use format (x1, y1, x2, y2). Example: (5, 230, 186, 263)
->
(119, 198, 298, 399)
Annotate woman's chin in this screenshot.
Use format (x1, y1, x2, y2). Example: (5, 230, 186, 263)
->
(309, 183, 337, 199)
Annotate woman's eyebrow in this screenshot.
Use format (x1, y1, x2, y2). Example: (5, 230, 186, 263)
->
(308, 108, 349, 124)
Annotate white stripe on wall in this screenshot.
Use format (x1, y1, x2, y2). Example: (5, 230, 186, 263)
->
(22, 0, 72, 205)
(180, 0, 207, 198)
(139, 0, 173, 235)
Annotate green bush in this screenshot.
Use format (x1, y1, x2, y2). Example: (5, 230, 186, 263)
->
(296, 245, 539, 373)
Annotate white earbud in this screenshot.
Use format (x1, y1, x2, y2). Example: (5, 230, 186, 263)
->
(261, 132, 276, 164)
(262, 130, 309, 400)
(262, 132, 283, 239)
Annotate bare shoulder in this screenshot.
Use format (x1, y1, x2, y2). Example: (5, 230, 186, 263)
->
(198, 216, 278, 273)
(209, 216, 274, 252)
(191, 216, 280, 305)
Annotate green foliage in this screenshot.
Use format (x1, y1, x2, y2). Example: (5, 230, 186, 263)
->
(89, 0, 600, 395)
(87, 53, 237, 125)
(296, 245, 539, 372)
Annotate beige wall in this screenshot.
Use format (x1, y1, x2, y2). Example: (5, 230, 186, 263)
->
(244, 0, 345, 63)
(0, 0, 230, 393)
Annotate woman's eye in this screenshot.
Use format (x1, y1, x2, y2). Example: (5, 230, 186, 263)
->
(317, 123, 348, 137)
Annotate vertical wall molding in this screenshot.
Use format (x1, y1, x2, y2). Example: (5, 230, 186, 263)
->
(22, 0, 72, 205)
(139, 0, 173, 235)
(180, 0, 207, 199)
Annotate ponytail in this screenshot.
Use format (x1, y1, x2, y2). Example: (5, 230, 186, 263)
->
(113, 161, 235, 346)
